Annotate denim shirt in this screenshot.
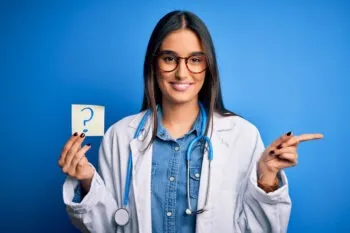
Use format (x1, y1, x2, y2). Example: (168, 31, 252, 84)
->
(151, 108, 204, 233)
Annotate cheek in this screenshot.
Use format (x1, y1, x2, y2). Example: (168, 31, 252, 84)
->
(156, 73, 172, 97)
(156, 71, 174, 90)
(158, 71, 173, 81)
(156, 72, 167, 88)
(194, 73, 206, 89)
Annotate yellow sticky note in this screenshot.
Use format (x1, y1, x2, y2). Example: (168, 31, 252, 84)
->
(71, 104, 105, 136)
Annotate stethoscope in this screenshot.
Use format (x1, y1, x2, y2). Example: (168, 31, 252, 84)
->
(114, 102, 213, 226)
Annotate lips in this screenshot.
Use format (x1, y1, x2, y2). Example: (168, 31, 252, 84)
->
(169, 82, 193, 92)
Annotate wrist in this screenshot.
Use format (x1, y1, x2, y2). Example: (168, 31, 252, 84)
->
(257, 161, 278, 186)
(257, 176, 279, 193)
(257, 162, 279, 193)
(80, 170, 94, 193)
(80, 178, 92, 194)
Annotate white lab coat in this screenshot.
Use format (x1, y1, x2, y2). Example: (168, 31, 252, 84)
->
(63, 111, 291, 233)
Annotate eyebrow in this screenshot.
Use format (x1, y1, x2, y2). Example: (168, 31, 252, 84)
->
(158, 50, 205, 56)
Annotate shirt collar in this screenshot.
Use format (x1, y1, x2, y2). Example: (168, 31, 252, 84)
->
(156, 106, 202, 140)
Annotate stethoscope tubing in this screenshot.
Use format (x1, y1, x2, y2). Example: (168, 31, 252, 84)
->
(117, 102, 213, 226)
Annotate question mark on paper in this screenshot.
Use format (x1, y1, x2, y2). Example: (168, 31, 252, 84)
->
(81, 107, 94, 133)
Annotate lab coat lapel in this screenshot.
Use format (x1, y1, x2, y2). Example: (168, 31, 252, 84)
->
(196, 113, 236, 233)
(129, 111, 153, 233)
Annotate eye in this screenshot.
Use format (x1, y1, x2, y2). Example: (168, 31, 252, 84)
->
(189, 56, 204, 64)
(161, 55, 177, 63)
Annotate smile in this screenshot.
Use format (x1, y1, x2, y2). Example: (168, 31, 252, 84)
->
(169, 82, 194, 92)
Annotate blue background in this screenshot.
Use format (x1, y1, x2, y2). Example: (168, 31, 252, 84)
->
(1, 0, 349, 232)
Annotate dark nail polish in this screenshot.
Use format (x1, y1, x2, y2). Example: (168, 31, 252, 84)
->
(286, 131, 292, 136)
(269, 150, 275, 155)
(73, 132, 78, 136)
(277, 144, 282, 149)
(86, 143, 91, 146)
(80, 133, 85, 138)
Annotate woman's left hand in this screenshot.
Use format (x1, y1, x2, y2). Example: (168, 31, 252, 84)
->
(257, 131, 324, 185)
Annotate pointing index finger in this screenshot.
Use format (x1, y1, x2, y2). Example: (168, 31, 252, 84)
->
(285, 133, 324, 146)
(298, 133, 324, 142)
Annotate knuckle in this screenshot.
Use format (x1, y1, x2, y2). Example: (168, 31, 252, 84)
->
(78, 158, 86, 166)
(72, 157, 80, 166)
(58, 159, 64, 167)
(76, 150, 84, 157)
(63, 144, 71, 153)
(67, 170, 75, 177)
(62, 166, 68, 173)
(74, 152, 84, 162)
(63, 154, 71, 164)
(68, 144, 77, 153)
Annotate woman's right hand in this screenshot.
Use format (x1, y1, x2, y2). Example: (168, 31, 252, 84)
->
(58, 132, 95, 192)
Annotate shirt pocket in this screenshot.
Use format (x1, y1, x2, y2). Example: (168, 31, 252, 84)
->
(189, 167, 201, 199)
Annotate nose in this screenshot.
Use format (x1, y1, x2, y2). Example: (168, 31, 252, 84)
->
(175, 58, 189, 80)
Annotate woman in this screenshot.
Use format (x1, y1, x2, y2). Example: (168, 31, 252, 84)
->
(59, 10, 323, 233)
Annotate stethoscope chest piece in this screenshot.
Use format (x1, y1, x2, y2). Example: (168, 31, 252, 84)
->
(114, 208, 130, 226)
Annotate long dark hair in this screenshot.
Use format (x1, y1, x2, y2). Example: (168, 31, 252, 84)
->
(141, 10, 236, 142)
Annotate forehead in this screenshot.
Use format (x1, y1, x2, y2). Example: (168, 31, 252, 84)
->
(160, 29, 203, 55)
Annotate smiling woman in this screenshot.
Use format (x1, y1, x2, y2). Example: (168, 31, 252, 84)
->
(59, 10, 323, 233)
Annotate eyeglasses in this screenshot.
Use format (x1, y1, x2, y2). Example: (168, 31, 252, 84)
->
(156, 50, 207, 74)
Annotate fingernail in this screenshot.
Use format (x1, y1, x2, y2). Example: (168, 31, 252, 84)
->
(73, 132, 78, 136)
(80, 133, 85, 138)
(286, 131, 292, 136)
(277, 144, 282, 149)
(86, 143, 91, 146)
(269, 150, 275, 155)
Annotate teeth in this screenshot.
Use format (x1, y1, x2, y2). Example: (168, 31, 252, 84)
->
(175, 84, 189, 86)
(170, 83, 191, 91)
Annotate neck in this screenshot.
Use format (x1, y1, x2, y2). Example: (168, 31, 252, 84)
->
(161, 99, 199, 139)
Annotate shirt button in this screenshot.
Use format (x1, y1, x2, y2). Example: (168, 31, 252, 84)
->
(195, 173, 200, 178)
(169, 176, 175, 182)
(166, 212, 172, 217)
(174, 146, 180, 151)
